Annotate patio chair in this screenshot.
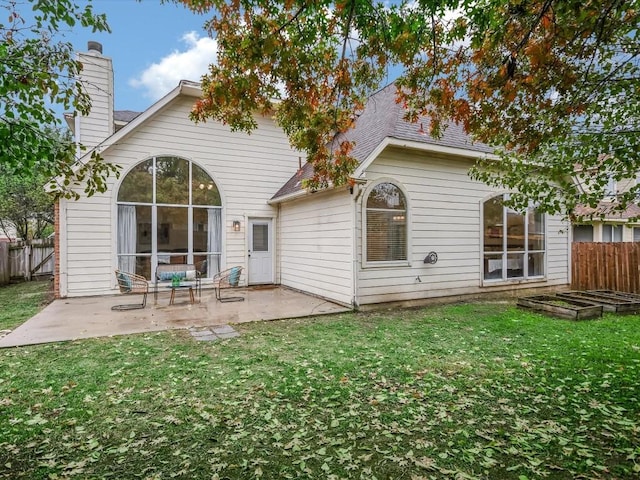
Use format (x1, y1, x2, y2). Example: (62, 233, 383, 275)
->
(112, 270, 149, 311)
(212, 266, 245, 303)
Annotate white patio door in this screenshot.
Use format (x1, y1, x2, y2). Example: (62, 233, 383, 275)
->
(248, 218, 273, 284)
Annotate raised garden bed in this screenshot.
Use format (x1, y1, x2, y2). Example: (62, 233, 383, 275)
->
(517, 294, 603, 320)
(557, 291, 640, 314)
(587, 290, 640, 302)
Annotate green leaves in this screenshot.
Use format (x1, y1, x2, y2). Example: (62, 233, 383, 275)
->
(177, 0, 639, 217)
(0, 0, 113, 199)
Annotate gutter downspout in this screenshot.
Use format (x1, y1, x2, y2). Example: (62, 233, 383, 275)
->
(276, 203, 281, 285)
(351, 182, 364, 309)
(567, 218, 572, 288)
(59, 199, 68, 298)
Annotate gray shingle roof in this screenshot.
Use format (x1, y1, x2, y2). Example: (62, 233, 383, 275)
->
(272, 83, 492, 200)
(114, 110, 142, 122)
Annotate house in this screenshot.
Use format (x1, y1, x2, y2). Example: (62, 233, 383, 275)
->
(571, 172, 640, 242)
(573, 204, 640, 243)
(571, 163, 640, 242)
(54, 42, 570, 307)
(0, 223, 17, 243)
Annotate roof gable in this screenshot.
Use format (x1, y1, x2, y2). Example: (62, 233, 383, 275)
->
(272, 83, 493, 201)
(77, 80, 201, 160)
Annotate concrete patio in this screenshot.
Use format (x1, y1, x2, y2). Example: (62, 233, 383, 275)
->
(0, 286, 351, 348)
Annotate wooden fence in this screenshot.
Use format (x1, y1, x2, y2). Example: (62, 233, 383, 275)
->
(572, 242, 640, 293)
(2, 239, 638, 291)
(0, 240, 55, 286)
(0, 243, 8, 286)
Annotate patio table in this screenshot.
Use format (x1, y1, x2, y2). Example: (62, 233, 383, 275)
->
(167, 282, 196, 305)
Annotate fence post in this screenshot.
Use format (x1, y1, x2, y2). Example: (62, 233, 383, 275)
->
(24, 244, 31, 281)
(0, 243, 8, 286)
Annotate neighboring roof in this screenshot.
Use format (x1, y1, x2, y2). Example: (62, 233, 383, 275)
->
(271, 83, 493, 201)
(114, 110, 142, 123)
(574, 202, 640, 221)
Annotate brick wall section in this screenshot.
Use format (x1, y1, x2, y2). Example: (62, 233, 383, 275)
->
(54, 200, 60, 298)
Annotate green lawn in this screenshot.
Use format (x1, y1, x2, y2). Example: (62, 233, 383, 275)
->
(0, 280, 52, 332)
(0, 283, 639, 479)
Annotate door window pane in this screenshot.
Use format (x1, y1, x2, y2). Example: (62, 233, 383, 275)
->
(252, 224, 269, 252)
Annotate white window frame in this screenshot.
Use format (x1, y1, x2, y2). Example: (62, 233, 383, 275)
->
(602, 224, 623, 242)
(481, 194, 547, 284)
(362, 179, 410, 268)
(116, 156, 223, 280)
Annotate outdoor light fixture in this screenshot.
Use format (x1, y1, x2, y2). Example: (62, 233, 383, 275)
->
(233, 220, 241, 232)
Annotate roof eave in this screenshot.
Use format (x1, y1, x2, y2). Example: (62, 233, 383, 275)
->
(268, 189, 310, 204)
(353, 137, 497, 179)
(269, 183, 339, 204)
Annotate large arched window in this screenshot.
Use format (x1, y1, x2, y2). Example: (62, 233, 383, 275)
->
(483, 194, 545, 281)
(117, 156, 222, 280)
(366, 182, 407, 262)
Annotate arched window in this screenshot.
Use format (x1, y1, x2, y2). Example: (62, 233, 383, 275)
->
(483, 194, 545, 281)
(366, 182, 407, 262)
(116, 156, 222, 279)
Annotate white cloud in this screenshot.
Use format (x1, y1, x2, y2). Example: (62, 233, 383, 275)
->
(129, 32, 217, 101)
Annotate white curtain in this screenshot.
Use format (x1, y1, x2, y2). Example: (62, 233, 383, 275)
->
(118, 205, 136, 273)
(207, 208, 222, 276)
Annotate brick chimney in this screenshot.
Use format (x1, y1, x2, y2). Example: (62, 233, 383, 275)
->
(75, 41, 114, 151)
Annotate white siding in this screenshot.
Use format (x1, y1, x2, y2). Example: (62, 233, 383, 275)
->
(62, 96, 301, 297)
(76, 52, 113, 149)
(356, 146, 570, 306)
(278, 190, 353, 306)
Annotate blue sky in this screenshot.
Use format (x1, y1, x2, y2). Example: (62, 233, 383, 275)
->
(67, 0, 216, 113)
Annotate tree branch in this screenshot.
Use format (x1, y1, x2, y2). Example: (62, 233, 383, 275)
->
(276, 2, 308, 35)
